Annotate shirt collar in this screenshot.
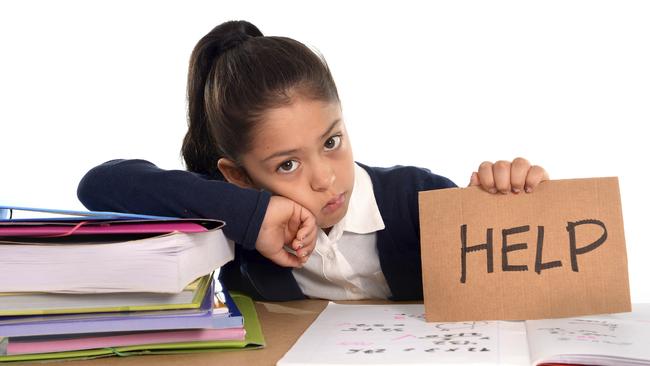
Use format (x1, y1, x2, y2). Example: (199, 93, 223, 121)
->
(338, 163, 385, 234)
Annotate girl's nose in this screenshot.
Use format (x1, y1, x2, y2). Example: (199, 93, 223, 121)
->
(310, 163, 335, 192)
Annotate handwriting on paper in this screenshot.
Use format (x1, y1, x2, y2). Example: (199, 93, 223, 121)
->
(336, 319, 494, 355)
(535, 319, 632, 346)
(277, 303, 532, 365)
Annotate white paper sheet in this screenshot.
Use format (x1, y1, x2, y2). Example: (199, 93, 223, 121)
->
(526, 304, 650, 366)
(277, 303, 529, 366)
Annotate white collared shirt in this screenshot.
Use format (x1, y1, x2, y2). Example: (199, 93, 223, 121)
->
(292, 163, 392, 300)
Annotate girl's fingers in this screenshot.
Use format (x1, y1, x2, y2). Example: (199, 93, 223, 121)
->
(468, 171, 480, 187)
(294, 218, 316, 248)
(294, 240, 312, 262)
(298, 249, 311, 261)
(292, 214, 317, 263)
(291, 237, 303, 251)
(292, 224, 307, 251)
(477, 161, 496, 193)
(493, 160, 512, 194)
(292, 232, 314, 252)
(286, 238, 311, 266)
(474, 158, 548, 194)
(525, 165, 549, 192)
(510, 157, 531, 193)
(291, 205, 316, 250)
(274, 248, 302, 268)
(286, 204, 301, 238)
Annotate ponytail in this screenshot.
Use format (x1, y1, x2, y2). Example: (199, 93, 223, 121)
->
(182, 21, 262, 176)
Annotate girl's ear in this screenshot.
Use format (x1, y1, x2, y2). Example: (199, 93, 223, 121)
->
(217, 158, 254, 189)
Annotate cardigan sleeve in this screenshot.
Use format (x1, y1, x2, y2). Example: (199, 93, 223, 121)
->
(76, 159, 270, 250)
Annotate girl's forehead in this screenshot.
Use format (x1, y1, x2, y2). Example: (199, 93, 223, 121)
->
(264, 98, 340, 125)
(252, 99, 342, 145)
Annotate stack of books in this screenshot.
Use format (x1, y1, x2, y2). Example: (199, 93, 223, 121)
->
(0, 206, 264, 362)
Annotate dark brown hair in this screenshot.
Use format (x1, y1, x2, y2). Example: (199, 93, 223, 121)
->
(181, 20, 340, 177)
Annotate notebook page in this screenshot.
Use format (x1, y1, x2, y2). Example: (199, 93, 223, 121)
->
(525, 305, 650, 366)
(278, 303, 529, 366)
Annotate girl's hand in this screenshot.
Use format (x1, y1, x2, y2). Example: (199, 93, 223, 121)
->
(256, 196, 317, 268)
(469, 157, 549, 194)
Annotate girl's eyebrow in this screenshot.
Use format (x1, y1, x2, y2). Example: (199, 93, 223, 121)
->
(319, 119, 341, 140)
(263, 148, 300, 163)
(262, 119, 342, 163)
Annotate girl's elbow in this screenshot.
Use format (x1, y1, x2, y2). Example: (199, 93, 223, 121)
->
(76, 160, 123, 209)
(77, 167, 103, 209)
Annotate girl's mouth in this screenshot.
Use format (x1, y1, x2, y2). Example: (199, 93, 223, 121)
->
(322, 192, 346, 214)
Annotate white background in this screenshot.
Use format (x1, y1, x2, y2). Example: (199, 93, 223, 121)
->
(1, 1, 649, 302)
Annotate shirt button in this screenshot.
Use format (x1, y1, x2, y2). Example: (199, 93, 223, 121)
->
(326, 251, 335, 260)
(350, 287, 361, 294)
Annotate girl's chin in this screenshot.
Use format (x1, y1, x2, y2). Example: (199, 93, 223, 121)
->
(317, 212, 347, 231)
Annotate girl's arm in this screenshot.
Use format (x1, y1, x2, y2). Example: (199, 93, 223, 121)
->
(76, 159, 271, 251)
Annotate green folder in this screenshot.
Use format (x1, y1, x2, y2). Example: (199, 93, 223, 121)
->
(0, 292, 265, 362)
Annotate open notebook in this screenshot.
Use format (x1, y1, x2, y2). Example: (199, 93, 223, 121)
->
(278, 303, 650, 366)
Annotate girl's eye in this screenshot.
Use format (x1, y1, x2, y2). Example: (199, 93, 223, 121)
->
(324, 135, 342, 151)
(277, 160, 300, 174)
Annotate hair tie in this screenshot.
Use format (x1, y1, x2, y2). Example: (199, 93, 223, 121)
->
(219, 31, 253, 54)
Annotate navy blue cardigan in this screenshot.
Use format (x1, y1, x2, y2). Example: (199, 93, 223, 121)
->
(77, 159, 456, 301)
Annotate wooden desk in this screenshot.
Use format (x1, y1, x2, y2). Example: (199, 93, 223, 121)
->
(15, 300, 329, 366)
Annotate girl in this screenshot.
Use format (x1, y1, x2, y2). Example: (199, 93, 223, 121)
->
(78, 20, 548, 301)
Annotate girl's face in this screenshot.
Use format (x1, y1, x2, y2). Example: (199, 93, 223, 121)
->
(236, 98, 355, 230)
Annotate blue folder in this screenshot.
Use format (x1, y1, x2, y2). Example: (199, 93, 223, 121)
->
(0, 205, 174, 222)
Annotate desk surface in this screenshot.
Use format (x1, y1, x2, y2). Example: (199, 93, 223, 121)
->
(18, 299, 378, 366)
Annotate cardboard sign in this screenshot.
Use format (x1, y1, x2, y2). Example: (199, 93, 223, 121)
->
(419, 177, 631, 322)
